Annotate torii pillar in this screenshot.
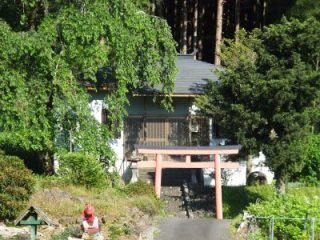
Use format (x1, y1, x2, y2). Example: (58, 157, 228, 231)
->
(135, 145, 242, 219)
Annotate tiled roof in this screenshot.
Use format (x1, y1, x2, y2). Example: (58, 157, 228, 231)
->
(84, 54, 219, 95)
(174, 54, 219, 95)
(139, 54, 219, 95)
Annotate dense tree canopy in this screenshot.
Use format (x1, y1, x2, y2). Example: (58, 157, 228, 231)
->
(0, 0, 176, 173)
(286, 0, 320, 21)
(197, 18, 320, 192)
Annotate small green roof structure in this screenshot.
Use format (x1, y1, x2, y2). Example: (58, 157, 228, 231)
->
(14, 206, 55, 240)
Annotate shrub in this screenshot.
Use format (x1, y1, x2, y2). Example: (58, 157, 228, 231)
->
(118, 181, 162, 216)
(121, 181, 156, 196)
(131, 195, 162, 216)
(222, 185, 275, 218)
(108, 221, 131, 240)
(245, 184, 275, 203)
(298, 135, 320, 186)
(247, 190, 320, 240)
(0, 151, 35, 220)
(50, 226, 82, 240)
(58, 152, 108, 188)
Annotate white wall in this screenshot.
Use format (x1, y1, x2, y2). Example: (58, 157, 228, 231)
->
(89, 99, 103, 123)
(251, 152, 274, 184)
(89, 96, 129, 176)
(203, 132, 274, 186)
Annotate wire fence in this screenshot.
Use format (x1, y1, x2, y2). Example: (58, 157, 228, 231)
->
(240, 214, 320, 240)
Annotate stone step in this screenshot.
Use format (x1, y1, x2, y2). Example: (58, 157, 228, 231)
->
(138, 169, 196, 186)
(139, 169, 203, 186)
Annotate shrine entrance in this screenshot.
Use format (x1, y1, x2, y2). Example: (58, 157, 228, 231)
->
(135, 145, 241, 219)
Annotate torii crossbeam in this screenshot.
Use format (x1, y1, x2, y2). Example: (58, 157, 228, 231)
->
(135, 145, 242, 219)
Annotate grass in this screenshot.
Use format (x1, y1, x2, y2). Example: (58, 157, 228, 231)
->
(222, 184, 275, 219)
(24, 178, 163, 240)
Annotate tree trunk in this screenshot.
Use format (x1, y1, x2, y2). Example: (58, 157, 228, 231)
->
(197, 4, 205, 60)
(246, 154, 253, 178)
(214, 0, 224, 65)
(275, 170, 286, 194)
(180, 0, 187, 54)
(38, 151, 54, 175)
(262, 0, 268, 26)
(193, 0, 198, 56)
(151, 0, 156, 15)
(43, 0, 49, 16)
(174, 0, 178, 32)
(255, 0, 262, 28)
(235, 0, 240, 34)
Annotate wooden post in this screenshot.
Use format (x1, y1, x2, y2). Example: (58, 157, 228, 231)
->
(214, 154, 223, 219)
(155, 154, 163, 197)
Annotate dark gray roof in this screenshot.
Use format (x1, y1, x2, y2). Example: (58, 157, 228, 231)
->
(174, 54, 219, 95)
(139, 54, 219, 95)
(84, 54, 219, 95)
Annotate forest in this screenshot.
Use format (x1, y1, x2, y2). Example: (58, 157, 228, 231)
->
(149, 0, 316, 63)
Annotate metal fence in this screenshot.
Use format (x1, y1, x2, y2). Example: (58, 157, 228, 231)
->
(241, 215, 320, 240)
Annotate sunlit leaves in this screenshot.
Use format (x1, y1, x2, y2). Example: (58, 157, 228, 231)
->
(197, 18, 320, 186)
(0, 0, 176, 171)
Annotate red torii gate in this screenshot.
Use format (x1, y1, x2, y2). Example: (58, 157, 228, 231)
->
(135, 145, 241, 219)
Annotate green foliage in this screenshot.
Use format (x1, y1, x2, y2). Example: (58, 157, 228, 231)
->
(50, 226, 82, 240)
(247, 190, 320, 240)
(117, 181, 162, 215)
(58, 152, 108, 188)
(0, 151, 35, 220)
(286, 0, 320, 20)
(223, 185, 275, 218)
(108, 221, 131, 240)
(297, 134, 320, 185)
(131, 195, 162, 216)
(121, 181, 157, 196)
(0, 0, 176, 173)
(197, 18, 320, 190)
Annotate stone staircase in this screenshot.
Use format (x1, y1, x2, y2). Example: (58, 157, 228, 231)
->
(161, 186, 187, 217)
(138, 169, 214, 218)
(138, 169, 197, 186)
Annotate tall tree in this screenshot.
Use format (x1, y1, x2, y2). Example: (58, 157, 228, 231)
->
(0, 0, 176, 173)
(193, 0, 198, 54)
(235, 0, 240, 34)
(214, 0, 224, 65)
(197, 18, 320, 192)
(180, 0, 187, 54)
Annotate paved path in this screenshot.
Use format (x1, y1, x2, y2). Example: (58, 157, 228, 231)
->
(155, 217, 232, 240)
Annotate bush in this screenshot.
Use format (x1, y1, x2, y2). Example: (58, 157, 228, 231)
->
(108, 221, 131, 240)
(117, 181, 162, 216)
(50, 226, 82, 240)
(0, 151, 35, 220)
(222, 185, 275, 218)
(247, 190, 320, 240)
(120, 181, 156, 196)
(245, 184, 275, 203)
(58, 152, 108, 188)
(132, 195, 162, 216)
(298, 135, 320, 186)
